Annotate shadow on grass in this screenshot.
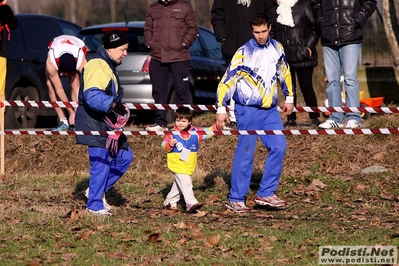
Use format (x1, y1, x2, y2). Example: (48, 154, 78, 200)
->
(72, 178, 128, 207)
(201, 168, 265, 192)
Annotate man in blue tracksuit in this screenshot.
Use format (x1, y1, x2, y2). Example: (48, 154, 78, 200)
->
(75, 30, 134, 216)
(215, 13, 294, 213)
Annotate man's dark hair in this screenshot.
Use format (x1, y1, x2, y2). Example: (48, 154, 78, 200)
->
(249, 13, 271, 30)
(174, 106, 192, 122)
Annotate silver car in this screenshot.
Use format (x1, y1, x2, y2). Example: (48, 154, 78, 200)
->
(79, 21, 226, 122)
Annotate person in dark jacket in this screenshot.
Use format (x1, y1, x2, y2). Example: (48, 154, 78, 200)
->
(270, 0, 320, 127)
(315, 0, 376, 129)
(75, 30, 134, 216)
(0, 0, 18, 97)
(211, 0, 274, 127)
(144, 0, 199, 131)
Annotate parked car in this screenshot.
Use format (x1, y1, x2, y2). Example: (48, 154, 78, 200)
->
(5, 14, 81, 129)
(78, 21, 226, 122)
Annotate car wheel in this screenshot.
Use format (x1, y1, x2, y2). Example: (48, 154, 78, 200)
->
(166, 89, 194, 124)
(5, 86, 39, 129)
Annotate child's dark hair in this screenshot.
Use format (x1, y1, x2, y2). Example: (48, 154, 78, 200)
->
(249, 13, 271, 30)
(174, 106, 192, 122)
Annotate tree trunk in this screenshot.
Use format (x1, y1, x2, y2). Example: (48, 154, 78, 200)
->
(11, 0, 19, 14)
(382, 0, 399, 71)
(110, 0, 116, 22)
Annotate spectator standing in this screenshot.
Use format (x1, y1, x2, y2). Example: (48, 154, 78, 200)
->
(270, 0, 320, 127)
(315, 0, 377, 129)
(75, 30, 134, 216)
(46, 35, 87, 131)
(144, 0, 199, 131)
(211, 0, 274, 128)
(216, 13, 294, 213)
(162, 106, 216, 213)
(0, 0, 18, 99)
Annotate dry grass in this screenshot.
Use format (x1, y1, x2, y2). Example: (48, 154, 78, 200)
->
(1, 112, 399, 265)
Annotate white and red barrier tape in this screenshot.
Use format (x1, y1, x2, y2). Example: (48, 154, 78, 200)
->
(1, 100, 398, 136)
(1, 128, 399, 136)
(2, 100, 399, 114)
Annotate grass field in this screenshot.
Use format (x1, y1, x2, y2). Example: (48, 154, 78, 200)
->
(1, 112, 399, 265)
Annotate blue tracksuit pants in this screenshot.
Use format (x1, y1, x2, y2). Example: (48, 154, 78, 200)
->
(228, 105, 286, 202)
(87, 146, 134, 211)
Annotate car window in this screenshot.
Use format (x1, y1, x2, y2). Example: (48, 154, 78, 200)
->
(199, 29, 223, 60)
(81, 31, 150, 53)
(7, 24, 24, 50)
(189, 37, 204, 57)
(80, 34, 102, 52)
(23, 19, 58, 52)
(57, 21, 81, 36)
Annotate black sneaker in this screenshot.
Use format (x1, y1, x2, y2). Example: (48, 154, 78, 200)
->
(284, 119, 297, 127)
(223, 122, 237, 130)
(311, 119, 321, 127)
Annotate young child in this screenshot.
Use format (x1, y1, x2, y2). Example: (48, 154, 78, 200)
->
(161, 106, 216, 213)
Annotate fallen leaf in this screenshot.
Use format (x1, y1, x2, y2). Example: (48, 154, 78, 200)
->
(148, 233, 161, 243)
(79, 230, 92, 241)
(61, 252, 77, 261)
(173, 221, 186, 229)
(380, 191, 393, 200)
(204, 234, 221, 247)
(193, 210, 207, 217)
(206, 195, 220, 204)
(65, 209, 80, 223)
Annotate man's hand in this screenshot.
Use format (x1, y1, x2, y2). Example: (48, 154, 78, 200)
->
(216, 113, 229, 130)
(281, 102, 294, 116)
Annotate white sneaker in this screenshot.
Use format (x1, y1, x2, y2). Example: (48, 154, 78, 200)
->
(85, 188, 112, 211)
(146, 124, 166, 131)
(86, 208, 112, 216)
(345, 119, 360, 129)
(318, 119, 344, 129)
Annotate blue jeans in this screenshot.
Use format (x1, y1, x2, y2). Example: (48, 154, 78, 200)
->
(323, 44, 361, 124)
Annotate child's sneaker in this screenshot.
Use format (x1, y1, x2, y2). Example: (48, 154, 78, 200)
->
(254, 195, 287, 208)
(164, 203, 179, 211)
(225, 201, 251, 213)
(85, 188, 111, 211)
(86, 208, 112, 216)
(186, 203, 203, 213)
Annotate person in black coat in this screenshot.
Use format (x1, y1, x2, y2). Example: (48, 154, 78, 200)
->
(270, 0, 320, 127)
(211, 0, 274, 65)
(315, 0, 376, 129)
(0, 0, 18, 96)
(211, 0, 274, 127)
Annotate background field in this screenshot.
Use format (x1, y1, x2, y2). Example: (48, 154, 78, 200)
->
(1, 111, 399, 265)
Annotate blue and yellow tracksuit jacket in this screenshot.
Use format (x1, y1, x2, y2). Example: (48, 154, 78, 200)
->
(162, 124, 216, 175)
(216, 37, 294, 111)
(75, 46, 128, 149)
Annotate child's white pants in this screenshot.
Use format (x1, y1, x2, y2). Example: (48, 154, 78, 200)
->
(164, 173, 198, 210)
